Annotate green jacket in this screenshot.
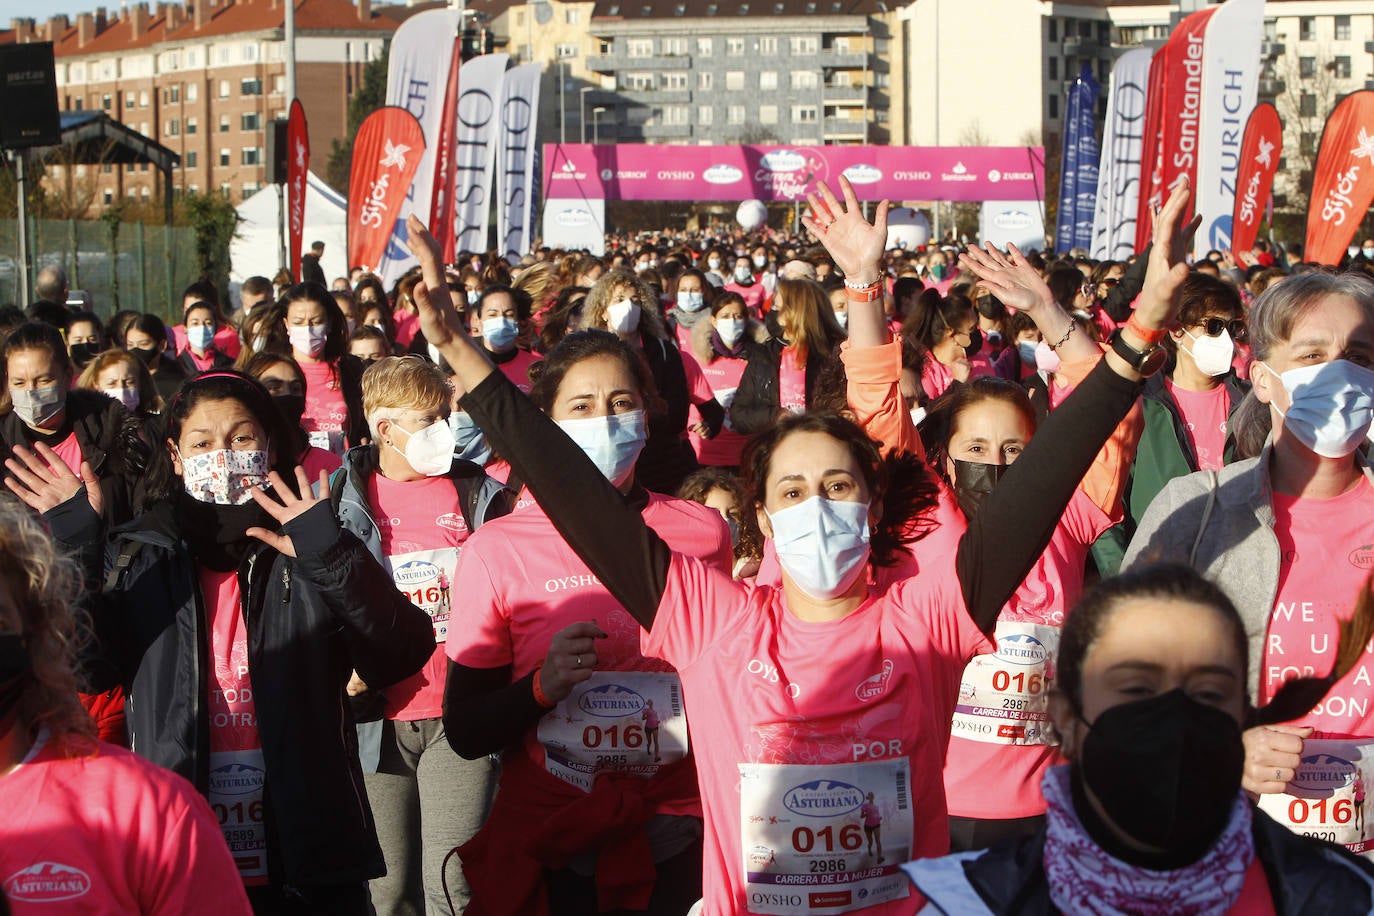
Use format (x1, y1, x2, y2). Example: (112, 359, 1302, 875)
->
(1093, 370, 1249, 575)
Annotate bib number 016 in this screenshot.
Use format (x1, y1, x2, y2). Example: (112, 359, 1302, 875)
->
(991, 670, 1044, 694)
(582, 723, 645, 749)
(1288, 797, 1354, 825)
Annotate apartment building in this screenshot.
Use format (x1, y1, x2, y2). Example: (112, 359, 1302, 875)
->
(14, 0, 394, 212)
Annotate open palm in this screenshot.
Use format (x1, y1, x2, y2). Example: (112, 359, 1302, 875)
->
(803, 176, 889, 282)
(958, 243, 1051, 314)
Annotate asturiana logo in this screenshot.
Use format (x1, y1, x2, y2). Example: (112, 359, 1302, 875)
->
(842, 164, 883, 185)
(759, 150, 807, 173)
(578, 684, 646, 717)
(556, 208, 594, 228)
(704, 164, 745, 185)
(394, 559, 440, 588)
(782, 779, 865, 818)
(996, 633, 1048, 667)
(1293, 753, 1355, 790)
(1349, 544, 1374, 569)
(209, 762, 265, 797)
(993, 210, 1035, 231)
(5, 863, 93, 902)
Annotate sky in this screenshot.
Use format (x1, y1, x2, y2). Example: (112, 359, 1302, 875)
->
(2, 2, 84, 25)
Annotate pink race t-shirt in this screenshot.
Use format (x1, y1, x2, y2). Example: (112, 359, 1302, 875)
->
(299, 446, 342, 484)
(724, 281, 766, 317)
(687, 351, 751, 467)
(943, 488, 1115, 821)
(298, 359, 348, 454)
(778, 347, 808, 414)
(643, 543, 990, 916)
(1168, 379, 1229, 472)
(200, 568, 268, 885)
(496, 349, 542, 393)
(448, 493, 731, 805)
(174, 325, 242, 360)
(49, 431, 84, 476)
(0, 732, 250, 915)
(369, 473, 469, 721)
(1256, 481, 1374, 855)
(393, 310, 420, 348)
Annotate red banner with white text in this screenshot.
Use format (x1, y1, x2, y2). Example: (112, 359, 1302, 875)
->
(1230, 103, 1281, 254)
(347, 107, 426, 274)
(1306, 91, 1374, 265)
(1133, 43, 1172, 251)
(1156, 8, 1217, 219)
(286, 99, 308, 281)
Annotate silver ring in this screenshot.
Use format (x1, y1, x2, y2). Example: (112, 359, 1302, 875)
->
(575, 655, 582, 668)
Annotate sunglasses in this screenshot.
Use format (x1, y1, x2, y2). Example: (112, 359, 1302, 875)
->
(1196, 317, 1247, 340)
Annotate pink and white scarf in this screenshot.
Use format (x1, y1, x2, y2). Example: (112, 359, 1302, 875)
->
(1042, 765, 1254, 916)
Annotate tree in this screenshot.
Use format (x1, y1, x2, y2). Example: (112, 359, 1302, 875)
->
(182, 190, 241, 298)
(325, 45, 391, 195)
(1274, 46, 1343, 219)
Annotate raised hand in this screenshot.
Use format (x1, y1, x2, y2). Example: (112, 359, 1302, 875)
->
(405, 214, 468, 352)
(1136, 175, 1203, 330)
(4, 443, 104, 517)
(246, 468, 331, 558)
(958, 243, 1053, 316)
(803, 176, 889, 283)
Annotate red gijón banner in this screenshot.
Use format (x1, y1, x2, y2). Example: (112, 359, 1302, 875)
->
(429, 36, 463, 266)
(348, 106, 426, 273)
(1305, 90, 1374, 266)
(286, 99, 309, 280)
(1230, 103, 1282, 254)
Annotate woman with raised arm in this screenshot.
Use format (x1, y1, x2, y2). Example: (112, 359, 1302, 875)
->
(405, 173, 1191, 915)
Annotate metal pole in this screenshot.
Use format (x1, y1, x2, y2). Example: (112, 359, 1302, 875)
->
(15, 152, 31, 306)
(277, 184, 287, 276)
(560, 61, 567, 144)
(284, 0, 297, 104)
(136, 220, 146, 309)
(580, 88, 589, 144)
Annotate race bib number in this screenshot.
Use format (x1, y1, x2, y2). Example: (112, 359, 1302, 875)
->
(952, 621, 1059, 746)
(386, 547, 458, 643)
(716, 387, 739, 432)
(536, 671, 688, 792)
(307, 429, 347, 455)
(208, 749, 268, 883)
(1259, 737, 1374, 856)
(739, 759, 912, 915)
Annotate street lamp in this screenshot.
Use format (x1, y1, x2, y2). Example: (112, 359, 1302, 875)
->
(592, 107, 606, 144)
(580, 86, 594, 144)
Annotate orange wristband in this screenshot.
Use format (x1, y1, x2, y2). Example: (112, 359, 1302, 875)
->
(532, 668, 556, 708)
(844, 282, 883, 303)
(1125, 313, 1169, 345)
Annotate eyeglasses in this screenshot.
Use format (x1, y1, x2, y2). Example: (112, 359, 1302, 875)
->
(1098, 277, 1120, 288)
(1196, 317, 1247, 340)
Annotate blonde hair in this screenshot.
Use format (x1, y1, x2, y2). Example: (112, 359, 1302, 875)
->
(0, 497, 96, 750)
(75, 349, 163, 414)
(582, 269, 668, 341)
(774, 278, 841, 365)
(362, 356, 450, 439)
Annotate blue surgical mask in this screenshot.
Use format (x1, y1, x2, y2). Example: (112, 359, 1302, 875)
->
(1017, 340, 1038, 367)
(677, 291, 706, 312)
(1261, 359, 1374, 458)
(187, 325, 215, 351)
(765, 496, 871, 600)
(448, 410, 493, 466)
(481, 316, 519, 351)
(467, 290, 481, 305)
(556, 409, 646, 487)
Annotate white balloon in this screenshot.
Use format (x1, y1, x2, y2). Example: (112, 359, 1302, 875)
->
(885, 208, 932, 251)
(736, 199, 768, 231)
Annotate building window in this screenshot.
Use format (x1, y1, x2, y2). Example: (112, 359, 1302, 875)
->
(556, 43, 579, 59)
(102, 94, 112, 110)
(759, 71, 778, 91)
(1299, 16, 1315, 41)
(698, 72, 713, 90)
(125, 92, 135, 109)
(167, 85, 181, 103)
(139, 91, 149, 107)
(726, 71, 745, 91)
(272, 75, 285, 95)
(103, 189, 113, 205)
(698, 105, 713, 124)
(219, 80, 230, 98)
(187, 117, 198, 135)
(220, 114, 230, 133)
(1300, 92, 1317, 118)
(1299, 57, 1315, 79)
(663, 37, 688, 56)
(627, 38, 654, 58)
(663, 105, 689, 125)
(241, 78, 263, 96)
(697, 37, 713, 56)
(791, 70, 818, 90)
(242, 183, 259, 198)
(1047, 18, 1057, 42)
(1048, 93, 1059, 118)
(242, 148, 261, 166)
(1334, 15, 1351, 41)
(759, 104, 778, 124)
(186, 151, 197, 168)
(623, 72, 656, 91)
(1048, 56, 1058, 80)
(242, 43, 258, 62)
(1300, 131, 1317, 155)
(789, 36, 819, 55)
(220, 183, 231, 197)
(166, 119, 180, 136)
(726, 37, 745, 56)
(565, 9, 580, 23)
(219, 149, 231, 167)
(242, 112, 261, 131)
(664, 72, 688, 90)
(727, 105, 746, 124)
(1334, 57, 1352, 79)
(759, 36, 777, 55)
(187, 83, 198, 102)
(791, 104, 817, 122)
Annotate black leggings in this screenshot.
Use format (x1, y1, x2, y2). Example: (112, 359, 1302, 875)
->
(544, 839, 703, 916)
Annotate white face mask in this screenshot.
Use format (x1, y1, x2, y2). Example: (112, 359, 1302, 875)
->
(707, 257, 722, 270)
(1363, 247, 1374, 260)
(606, 299, 641, 336)
(179, 447, 269, 505)
(288, 325, 328, 358)
(388, 418, 456, 477)
(467, 290, 481, 305)
(766, 496, 871, 600)
(556, 409, 646, 487)
(753, 255, 768, 269)
(716, 317, 745, 347)
(1182, 327, 1234, 377)
(1034, 340, 1061, 374)
(104, 386, 140, 413)
(833, 310, 849, 330)
(10, 385, 65, 429)
(734, 265, 754, 283)
(481, 316, 520, 351)
(676, 291, 706, 312)
(1262, 359, 1374, 458)
(449, 410, 492, 466)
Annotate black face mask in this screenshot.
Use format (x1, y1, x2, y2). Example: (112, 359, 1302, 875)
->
(963, 328, 984, 359)
(69, 343, 98, 369)
(129, 346, 159, 368)
(1073, 689, 1244, 869)
(176, 490, 273, 573)
(951, 458, 1006, 520)
(273, 393, 307, 430)
(764, 310, 785, 342)
(0, 632, 32, 727)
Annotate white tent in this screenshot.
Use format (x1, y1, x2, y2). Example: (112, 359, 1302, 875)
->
(229, 171, 349, 307)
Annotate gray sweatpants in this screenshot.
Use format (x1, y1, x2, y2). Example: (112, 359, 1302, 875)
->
(364, 717, 498, 916)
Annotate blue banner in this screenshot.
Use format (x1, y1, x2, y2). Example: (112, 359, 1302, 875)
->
(1056, 64, 1101, 253)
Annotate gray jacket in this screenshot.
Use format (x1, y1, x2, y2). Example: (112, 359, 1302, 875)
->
(1123, 442, 1374, 704)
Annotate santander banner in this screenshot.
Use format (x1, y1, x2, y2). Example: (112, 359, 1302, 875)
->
(286, 99, 308, 280)
(347, 107, 426, 273)
(543, 144, 1045, 203)
(1305, 91, 1374, 266)
(1156, 7, 1217, 222)
(1230, 103, 1281, 254)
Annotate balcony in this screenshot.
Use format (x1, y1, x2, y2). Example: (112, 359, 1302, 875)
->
(824, 84, 866, 102)
(1062, 36, 1102, 56)
(641, 123, 693, 139)
(1260, 40, 1285, 57)
(823, 117, 866, 138)
(1257, 78, 1286, 96)
(586, 54, 692, 73)
(619, 89, 692, 104)
(819, 49, 867, 68)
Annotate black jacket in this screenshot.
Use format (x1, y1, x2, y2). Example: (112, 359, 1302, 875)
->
(635, 334, 702, 494)
(147, 352, 190, 406)
(0, 388, 147, 525)
(910, 810, 1374, 915)
(335, 353, 370, 447)
(730, 338, 845, 435)
(48, 495, 436, 888)
(176, 347, 235, 378)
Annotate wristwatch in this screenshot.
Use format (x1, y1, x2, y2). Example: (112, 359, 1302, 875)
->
(1108, 328, 1167, 377)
